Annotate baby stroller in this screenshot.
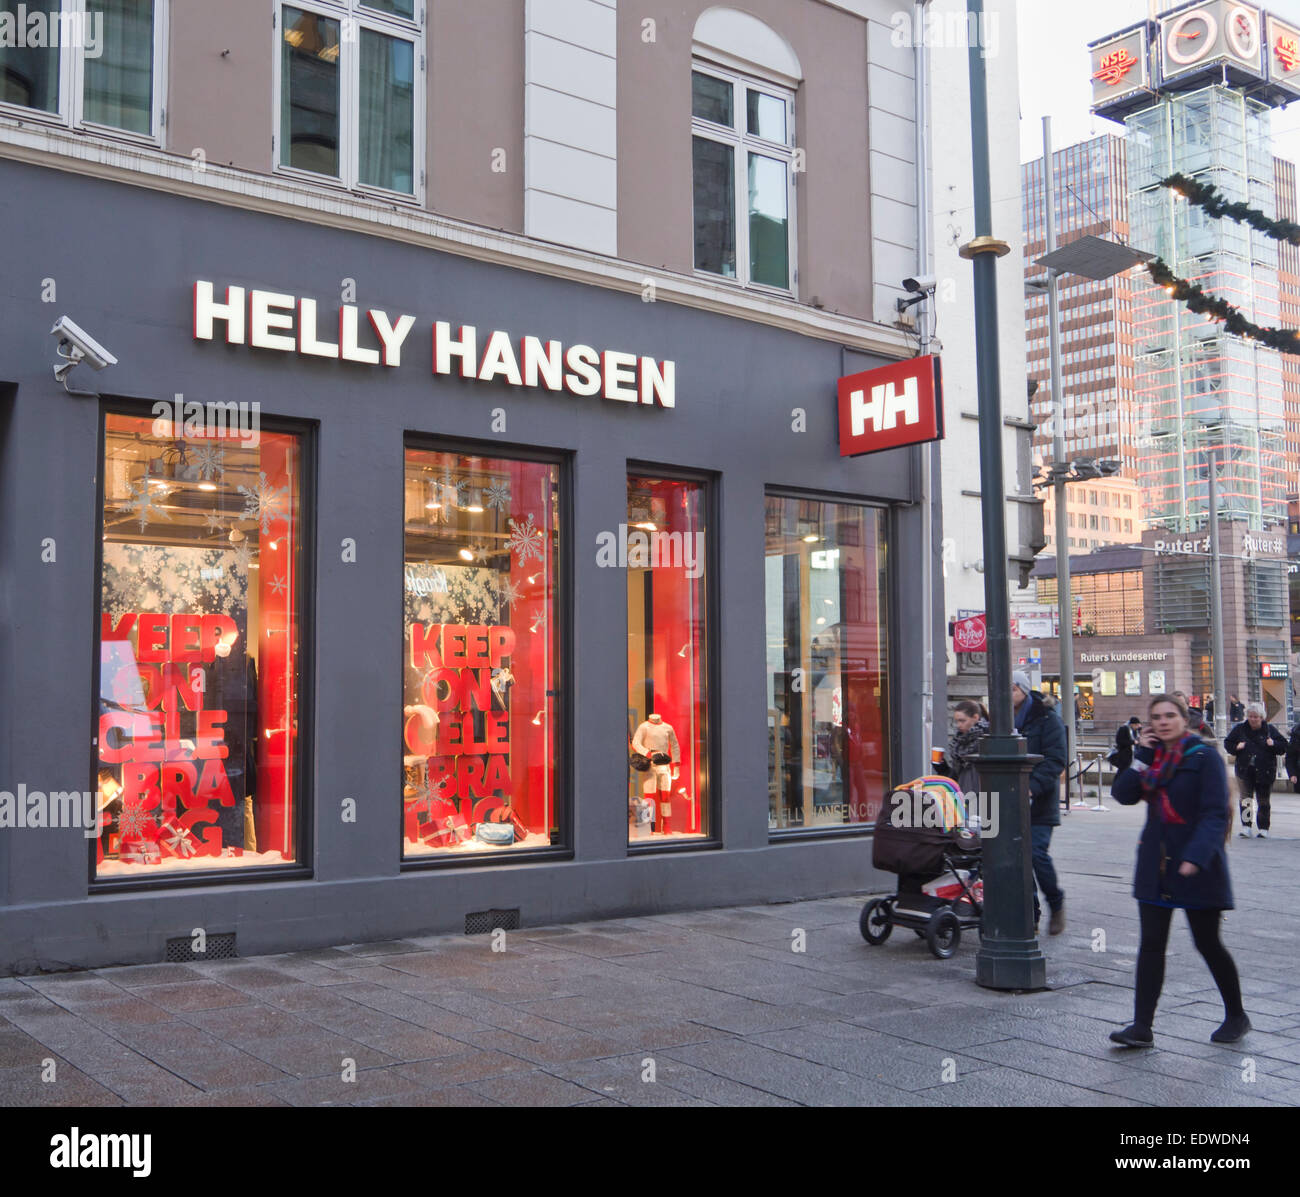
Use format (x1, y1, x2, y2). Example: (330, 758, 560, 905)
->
(860, 776, 983, 959)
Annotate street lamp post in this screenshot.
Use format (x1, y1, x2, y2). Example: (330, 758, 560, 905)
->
(1205, 434, 1228, 739)
(963, 0, 1045, 992)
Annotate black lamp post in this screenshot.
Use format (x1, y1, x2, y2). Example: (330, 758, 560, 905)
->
(961, 0, 1046, 990)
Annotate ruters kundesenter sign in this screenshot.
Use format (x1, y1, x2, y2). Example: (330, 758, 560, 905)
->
(837, 354, 943, 457)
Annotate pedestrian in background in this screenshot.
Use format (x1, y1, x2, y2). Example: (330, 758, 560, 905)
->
(1109, 694, 1248, 1049)
(1012, 670, 1068, 935)
(1285, 720, 1300, 794)
(941, 700, 990, 795)
(1225, 703, 1286, 839)
(1229, 695, 1245, 724)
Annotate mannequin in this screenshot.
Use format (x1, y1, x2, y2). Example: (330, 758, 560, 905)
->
(632, 711, 680, 834)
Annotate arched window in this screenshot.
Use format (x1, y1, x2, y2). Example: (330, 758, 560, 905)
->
(690, 9, 801, 291)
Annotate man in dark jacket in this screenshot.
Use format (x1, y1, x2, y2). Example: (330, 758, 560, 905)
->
(1229, 696, 1245, 724)
(1286, 723, 1300, 794)
(1224, 704, 1287, 838)
(1012, 670, 1068, 934)
(1113, 717, 1141, 771)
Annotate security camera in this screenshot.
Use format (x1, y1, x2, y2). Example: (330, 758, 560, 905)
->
(903, 274, 938, 294)
(51, 316, 117, 373)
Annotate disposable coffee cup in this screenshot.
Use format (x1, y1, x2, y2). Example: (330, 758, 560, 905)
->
(931, 747, 944, 766)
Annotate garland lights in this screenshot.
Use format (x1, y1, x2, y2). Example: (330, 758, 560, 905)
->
(1140, 175, 1300, 354)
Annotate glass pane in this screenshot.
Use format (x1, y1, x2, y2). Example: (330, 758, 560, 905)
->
(97, 411, 304, 876)
(83, 0, 154, 134)
(748, 152, 789, 288)
(0, 0, 59, 112)
(361, 0, 415, 18)
(766, 497, 889, 832)
(358, 29, 414, 193)
(746, 89, 785, 142)
(627, 477, 709, 842)
(692, 136, 735, 278)
(280, 6, 340, 177)
(691, 70, 731, 126)
(403, 449, 562, 856)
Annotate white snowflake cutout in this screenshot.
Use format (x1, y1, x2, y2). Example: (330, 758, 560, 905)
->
(237, 472, 290, 535)
(506, 513, 546, 566)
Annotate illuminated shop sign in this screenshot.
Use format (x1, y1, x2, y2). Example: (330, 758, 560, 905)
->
(1158, 1, 1265, 87)
(1089, 28, 1151, 115)
(193, 281, 676, 408)
(837, 354, 943, 457)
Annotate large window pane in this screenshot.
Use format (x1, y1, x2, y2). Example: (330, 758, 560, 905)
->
(97, 413, 304, 876)
(83, 0, 154, 134)
(766, 497, 889, 832)
(693, 136, 735, 278)
(361, 0, 415, 17)
(281, 6, 340, 177)
(0, 1, 58, 112)
(358, 29, 414, 193)
(627, 476, 709, 842)
(691, 70, 732, 126)
(403, 449, 561, 856)
(748, 152, 789, 289)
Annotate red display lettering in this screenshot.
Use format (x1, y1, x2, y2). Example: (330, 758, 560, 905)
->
(410, 622, 443, 670)
(137, 614, 169, 662)
(194, 710, 229, 759)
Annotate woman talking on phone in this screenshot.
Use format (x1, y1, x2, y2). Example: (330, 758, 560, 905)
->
(1108, 694, 1249, 1048)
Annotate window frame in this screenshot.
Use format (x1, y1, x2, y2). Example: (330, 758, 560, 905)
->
(764, 486, 893, 843)
(690, 60, 797, 296)
(272, 0, 425, 205)
(0, 0, 168, 146)
(624, 461, 721, 856)
(88, 399, 317, 893)
(399, 434, 573, 870)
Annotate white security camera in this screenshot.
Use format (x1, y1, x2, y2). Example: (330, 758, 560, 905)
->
(902, 273, 938, 294)
(51, 316, 117, 373)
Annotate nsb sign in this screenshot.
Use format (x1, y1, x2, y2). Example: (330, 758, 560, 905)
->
(837, 355, 944, 457)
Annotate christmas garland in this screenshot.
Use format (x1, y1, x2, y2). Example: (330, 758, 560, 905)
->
(1145, 257, 1300, 354)
(1161, 173, 1300, 248)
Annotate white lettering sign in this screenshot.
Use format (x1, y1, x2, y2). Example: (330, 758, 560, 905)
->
(850, 377, 919, 437)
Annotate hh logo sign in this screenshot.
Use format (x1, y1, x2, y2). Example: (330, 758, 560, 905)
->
(837, 355, 943, 457)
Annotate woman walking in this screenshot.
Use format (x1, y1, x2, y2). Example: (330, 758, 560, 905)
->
(1225, 702, 1287, 839)
(940, 700, 990, 795)
(1108, 694, 1249, 1048)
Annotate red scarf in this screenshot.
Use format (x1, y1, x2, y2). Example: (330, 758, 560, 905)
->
(1139, 733, 1199, 824)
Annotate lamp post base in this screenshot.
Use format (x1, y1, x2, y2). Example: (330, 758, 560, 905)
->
(976, 940, 1047, 991)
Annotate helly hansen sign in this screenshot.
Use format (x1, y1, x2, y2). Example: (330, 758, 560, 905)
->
(192, 281, 676, 408)
(837, 355, 943, 457)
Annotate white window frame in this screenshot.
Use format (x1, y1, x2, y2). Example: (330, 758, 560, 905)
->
(0, 0, 167, 145)
(690, 60, 797, 296)
(273, 0, 424, 205)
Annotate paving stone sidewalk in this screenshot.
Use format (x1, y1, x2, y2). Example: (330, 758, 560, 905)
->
(2, 795, 1298, 1107)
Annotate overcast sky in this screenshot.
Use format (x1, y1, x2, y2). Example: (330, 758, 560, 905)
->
(1017, 0, 1300, 166)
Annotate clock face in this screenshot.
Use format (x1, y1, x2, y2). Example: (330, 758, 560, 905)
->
(1167, 9, 1218, 67)
(1225, 5, 1260, 61)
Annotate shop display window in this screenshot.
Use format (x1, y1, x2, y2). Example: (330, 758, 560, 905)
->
(95, 411, 305, 877)
(626, 475, 710, 843)
(765, 496, 889, 832)
(403, 447, 561, 856)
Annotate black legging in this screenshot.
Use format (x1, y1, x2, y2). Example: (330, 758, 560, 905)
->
(1135, 903, 1244, 1029)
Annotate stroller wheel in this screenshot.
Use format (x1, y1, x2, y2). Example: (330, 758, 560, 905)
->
(859, 898, 892, 945)
(925, 910, 961, 959)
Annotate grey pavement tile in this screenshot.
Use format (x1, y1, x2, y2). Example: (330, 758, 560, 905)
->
(97, 1058, 204, 1104)
(94, 964, 208, 987)
(662, 1038, 939, 1106)
(180, 1004, 317, 1042)
(463, 1067, 608, 1106)
(232, 1032, 396, 1078)
(0, 1021, 145, 1075)
(685, 994, 826, 1036)
(134, 981, 254, 1013)
(961, 1037, 1166, 1092)
(847, 1005, 1031, 1051)
(0, 1060, 125, 1106)
(165, 1084, 293, 1106)
(1098, 1070, 1293, 1107)
(0, 1030, 62, 1069)
(0, 979, 37, 999)
(361, 1087, 504, 1107)
(1108, 1045, 1296, 1097)
(321, 983, 493, 1038)
(388, 1049, 536, 1089)
(73, 998, 183, 1028)
(539, 932, 670, 959)
(549, 1051, 798, 1106)
(337, 940, 427, 957)
(917, 1065, 1123, 1107)
(23, 977, 129, 1008)
(1173, 1002, 1299, 1034)
(258, 1065, 430, 1106)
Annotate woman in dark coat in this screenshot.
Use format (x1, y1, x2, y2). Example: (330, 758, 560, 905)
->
(941, 700, 989, 795)
(1108, 694, 1249, 1048)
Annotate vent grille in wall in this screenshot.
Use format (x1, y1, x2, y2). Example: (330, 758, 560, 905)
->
(465, 908, 521, 935)
(164, 932, 237, 962)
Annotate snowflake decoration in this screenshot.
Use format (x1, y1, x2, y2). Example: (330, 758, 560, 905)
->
(232, 541, 253, 575)
(237, 472, 290, 535)
(484, 480, 512, 511)
(498, 578, 524, 607)
(439, 467, 470, 509)
(118, 799, 154, 841)
(270, 573, 288, 597)
(204, 511, 224, 534)
(471, 543, 492, 564)
(124, 480, 171, 532)
(506, 513, 546, 566)
(530, 610, 546, 634)
(189, 442, 225, 482)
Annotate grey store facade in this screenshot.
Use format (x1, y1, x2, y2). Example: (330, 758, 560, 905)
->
(0, 160, 932, 974)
